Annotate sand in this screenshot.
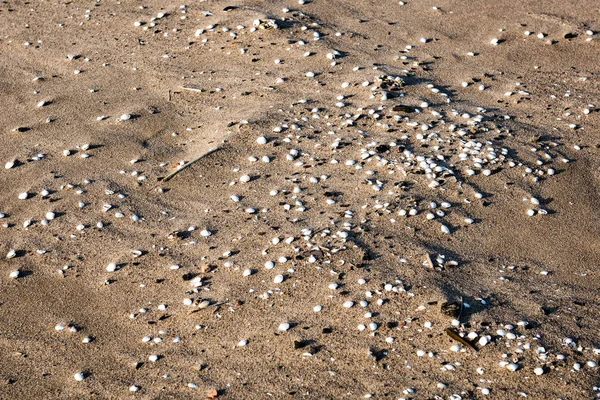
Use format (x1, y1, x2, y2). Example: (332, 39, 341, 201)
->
(1, 0, 599, 399)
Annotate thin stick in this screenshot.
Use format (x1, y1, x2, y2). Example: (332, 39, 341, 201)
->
(180, 86, 204, 93)
(162, 147, 221, 183)
(444, 327, 478, 351)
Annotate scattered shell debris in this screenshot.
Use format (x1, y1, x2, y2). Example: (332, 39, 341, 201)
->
(0, 1, 599, 399)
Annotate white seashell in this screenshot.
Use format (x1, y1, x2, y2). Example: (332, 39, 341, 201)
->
(200, 229, 212, 237)
(243, 269, 253, 277)
(131, 250, 142, 258)
(343, 301, 354, 308)
(273, 274, 284, 284)
(506, 363, 519, 372)
(74, 372, 85, 381)
(119, 114, 132, 121)
(6, 249, 17, 259)
(237, 339, 248, 347)
(264, 261, 275, 269)
(278, 322, 290, 331)
(18, 192, 29, 200)
(313, 305, 322, 312)
(256, 136, 267, 144)
(129, 386, 140, 392)
(46, 212, 56, 220)
(240, 174, 251, 183)
(534, 367, 544, 375)
(106, 263, 117, 272)
(9, 270, 20, 279)
(5, 160, 15, 169)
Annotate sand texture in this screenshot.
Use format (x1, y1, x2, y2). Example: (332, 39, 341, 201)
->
(1, 0, 600, 399)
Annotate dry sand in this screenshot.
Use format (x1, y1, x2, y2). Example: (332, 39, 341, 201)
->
(1, 0, 600, 399)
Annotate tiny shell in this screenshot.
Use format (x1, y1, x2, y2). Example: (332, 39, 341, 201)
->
(74, 372, 85, 381)
(240, 174, 251, 183)
(506, 363, 519, 372)
(198, 300, 211, 309)
(278, 322, 290, 331)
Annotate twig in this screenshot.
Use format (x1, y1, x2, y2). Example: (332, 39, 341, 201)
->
(444, 327, 478, 351)
(162, 147, 221, 183)
(180, 86, 204, 93)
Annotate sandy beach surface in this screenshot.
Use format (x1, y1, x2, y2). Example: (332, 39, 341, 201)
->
(1, 0, 600, 398)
